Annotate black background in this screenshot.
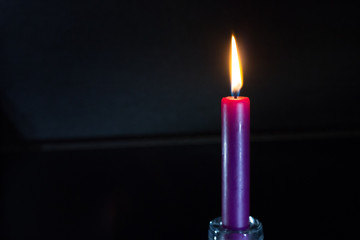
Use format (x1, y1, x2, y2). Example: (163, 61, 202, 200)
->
(1, 0, 359, 239)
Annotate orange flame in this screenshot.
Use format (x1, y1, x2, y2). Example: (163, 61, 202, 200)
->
(230, 35, 243, 96)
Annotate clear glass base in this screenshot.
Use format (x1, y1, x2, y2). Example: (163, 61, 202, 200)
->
(208, 216, 264, 240)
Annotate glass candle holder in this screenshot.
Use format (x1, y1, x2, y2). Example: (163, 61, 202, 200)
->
(208, 216, 264, 240)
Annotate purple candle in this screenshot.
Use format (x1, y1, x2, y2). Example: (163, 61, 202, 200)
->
(221, 35, 250, 230)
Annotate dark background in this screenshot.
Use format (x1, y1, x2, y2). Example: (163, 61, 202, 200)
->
(1, 0, 359, 240)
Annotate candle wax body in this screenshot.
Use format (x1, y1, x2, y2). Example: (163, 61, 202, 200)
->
(221, 96, 250, 230)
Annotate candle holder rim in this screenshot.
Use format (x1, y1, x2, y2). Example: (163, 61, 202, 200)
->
(209, 216, 263, 234)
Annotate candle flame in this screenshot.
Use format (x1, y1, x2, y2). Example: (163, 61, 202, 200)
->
(230, 35, 243, 97)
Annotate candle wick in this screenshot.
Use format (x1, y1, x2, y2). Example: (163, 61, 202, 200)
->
(232, 90, 240, 99)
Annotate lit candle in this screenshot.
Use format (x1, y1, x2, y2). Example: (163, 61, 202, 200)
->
(221, 35, 250, 230)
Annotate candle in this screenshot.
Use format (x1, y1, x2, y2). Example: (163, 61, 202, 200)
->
(208, 34, 263, 240)
(221, 35, 250, 230)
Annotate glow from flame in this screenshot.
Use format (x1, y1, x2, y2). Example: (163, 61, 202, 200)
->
(230, 35, 243, 96)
